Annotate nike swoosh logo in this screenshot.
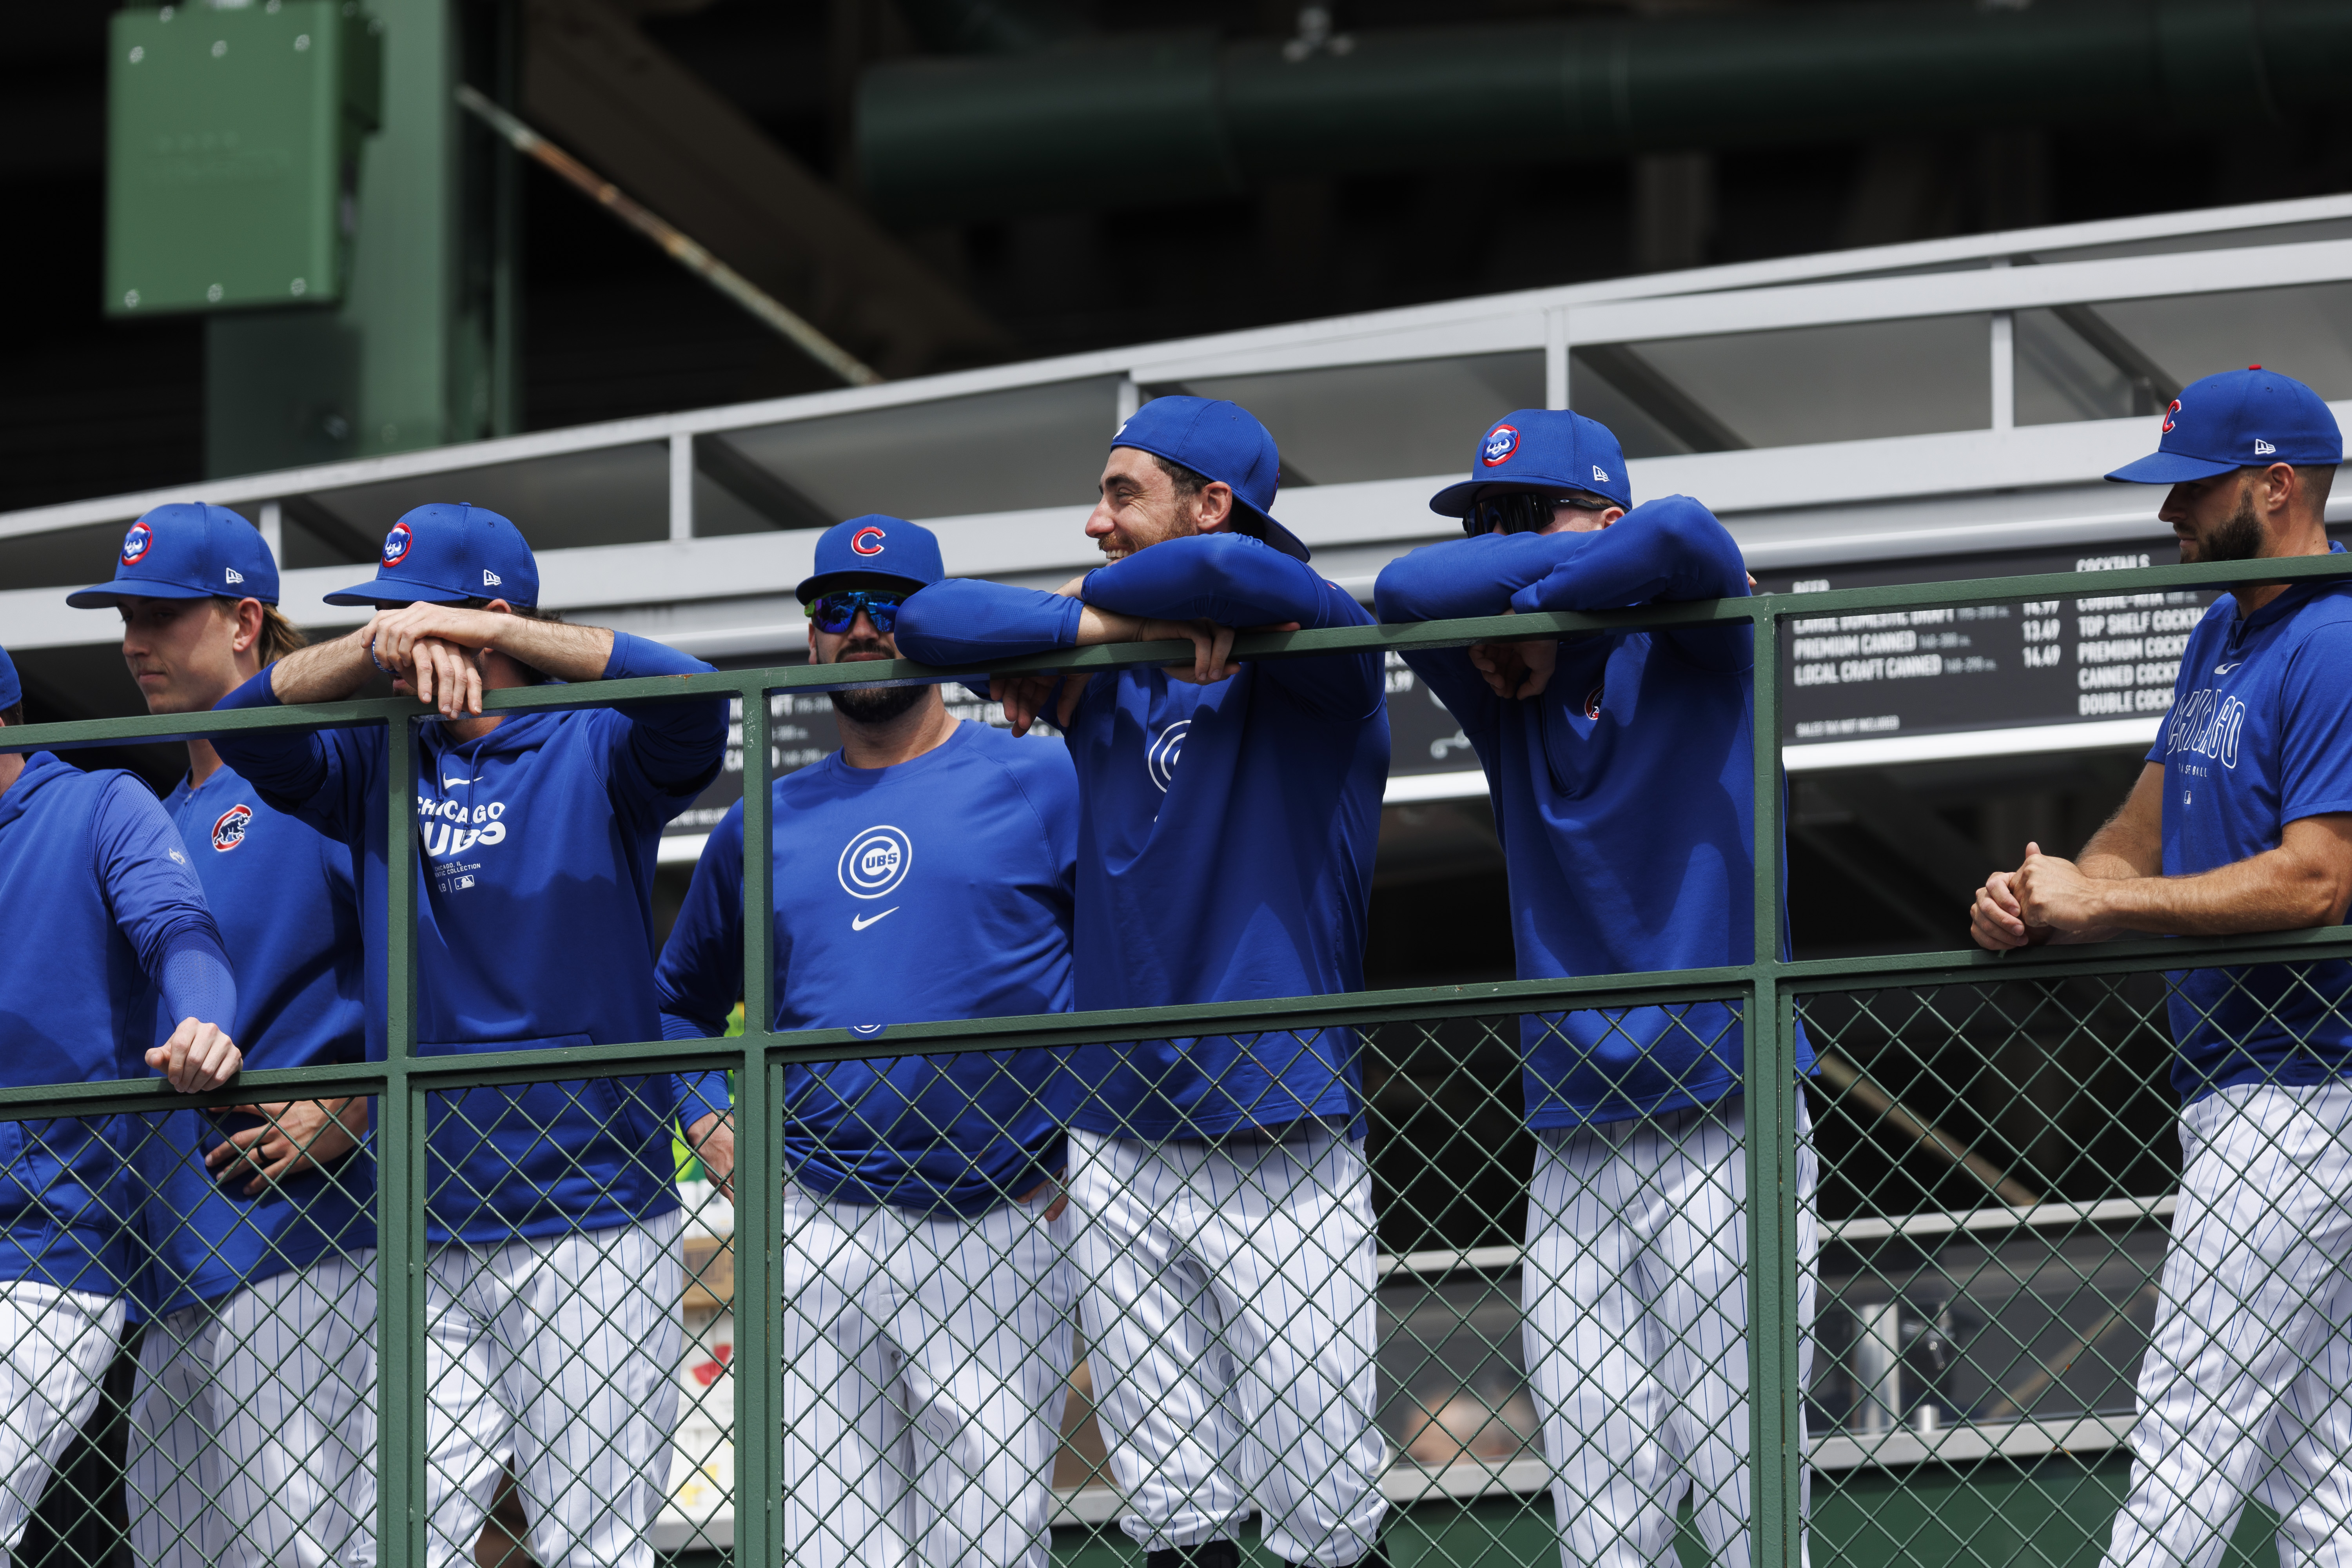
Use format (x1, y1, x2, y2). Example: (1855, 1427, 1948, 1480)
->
(850, 907, 899, 931)
(2214, 662, 2243, 674)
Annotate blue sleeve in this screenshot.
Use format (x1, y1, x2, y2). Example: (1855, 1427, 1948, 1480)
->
(1085, 534, 1383, 719)
(1506, 496, 1753, 672)
(89, 777, 237, 1027)
(895, 580, 1085, 666)
(596, 633, 729, 814)
(156, 934, 236, 1031)
(2280, 617, 2352, 824)
(656, 805, 748, 1127)
(1376, 532, 1613, 743)
(210, 670, 377, 842)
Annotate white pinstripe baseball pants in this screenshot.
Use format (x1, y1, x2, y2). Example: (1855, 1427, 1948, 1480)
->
(779, 1184, 1075, 1568)
(1521, 1096, 1817, 1568)
(0, 1282, 123, 1568)
(127, 1299, 229, 1568)
(216, 1250, 379, 1568)
(1067, 1125, 1388, 1568)
(2102, 1079, 2352, 1568)
(422, 1213, 683, 1568)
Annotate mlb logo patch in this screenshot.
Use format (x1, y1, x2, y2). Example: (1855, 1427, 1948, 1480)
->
(121, 521, 153, 564)
(1481, 424, 1520, 467)
(383, 522, 414, 566)
(212, 803, 254, 852)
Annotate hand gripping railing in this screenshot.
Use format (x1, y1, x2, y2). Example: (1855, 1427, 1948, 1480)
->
(7, 549, 2352, 1567)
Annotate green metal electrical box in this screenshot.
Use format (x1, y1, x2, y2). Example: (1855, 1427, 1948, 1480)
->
(106, 1, 383, 318)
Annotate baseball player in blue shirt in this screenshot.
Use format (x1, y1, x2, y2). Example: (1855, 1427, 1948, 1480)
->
(1375, 410, 1818, 1568)
(656, 516, 1081, 1568)
(1972, 368, 2352, 1568)
(65, 506, 371, 1568)
(209, 505, 728, 1568)
(0, 642, 244, 1564)
(897, 398, 1392, 1568)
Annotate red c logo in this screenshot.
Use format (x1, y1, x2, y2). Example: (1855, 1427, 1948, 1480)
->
(850, 526, 886, 556)
(2161, 398, 2181, 435)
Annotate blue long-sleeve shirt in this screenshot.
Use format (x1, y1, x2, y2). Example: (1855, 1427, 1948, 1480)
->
(657, 721, 1079, 1215)
(212, 633, 728, 1244)
(1374, 497, 1813, 1127)
(133, 764, 369, 1320)
(0, 753, 236, 1296)
(897, 533, 1391, 1140)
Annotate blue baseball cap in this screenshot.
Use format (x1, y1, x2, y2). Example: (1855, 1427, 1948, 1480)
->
(325, 503, 540, 608)
(795, 515, 944, 600)
(66, 503, 279, 608)
(2107, 367, 2343, 484)
(0, 644, 18, 711)
(1431, 410, 1632, 517)
(1111, 396, 1309, 561)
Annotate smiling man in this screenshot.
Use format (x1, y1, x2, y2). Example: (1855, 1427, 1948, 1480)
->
(1971, 367, 2352, 1568)
(896, 398, 1392, 1568)
(209, 503, 728, 1568)
(64, 504, 370, 1568)
(656, 516, 1080, 1568)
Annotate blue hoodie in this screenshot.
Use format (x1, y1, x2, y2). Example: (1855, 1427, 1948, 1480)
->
(657, 720, 1079, 1215)
(1374, 497, 1813, 1128)
(0, 753, 236, 1296)
(133, 763, 368, 1321)
(212, 634, 728, 1244)
(896, 533, 1390, 1140)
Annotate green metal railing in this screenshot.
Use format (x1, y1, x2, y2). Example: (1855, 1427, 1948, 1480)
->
(7, 548, 2352, 1567)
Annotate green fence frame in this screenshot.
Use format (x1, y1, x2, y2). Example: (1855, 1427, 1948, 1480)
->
(7, 550, 2352, 1566)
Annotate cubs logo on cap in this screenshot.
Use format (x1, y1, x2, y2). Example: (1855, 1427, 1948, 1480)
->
(1482, 425, 1520, 466)
(212, 804, 254, 852)
(851, 525, 887, 556)
(383, 522, 414, 566)
(121, 522, 154, 564)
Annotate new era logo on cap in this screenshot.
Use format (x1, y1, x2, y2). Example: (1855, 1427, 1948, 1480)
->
(483, 569, 500, 586)
(2255, 438, 2276, 455)
(225, 567, 243, 585)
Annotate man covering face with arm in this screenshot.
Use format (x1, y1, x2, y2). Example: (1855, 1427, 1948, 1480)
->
(897, 398, 1393, 1568)
(65, 504, 370, 1568)
(0, 643, 242, 1565)
(657, 516, 1081, 1568)
(1374, 410, 1818, 1568)
(209, 503, 727, 1568)
(1972, 368, 2352, 1568)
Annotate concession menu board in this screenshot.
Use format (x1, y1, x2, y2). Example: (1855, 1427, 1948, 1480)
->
(1753, 536, 2216, 748)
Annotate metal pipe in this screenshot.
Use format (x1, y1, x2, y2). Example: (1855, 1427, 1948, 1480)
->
(452, 85, 881, 388)
(855, 0, 2352, 222)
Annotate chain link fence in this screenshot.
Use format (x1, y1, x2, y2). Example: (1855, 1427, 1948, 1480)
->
(5, 556, 2350, 1568)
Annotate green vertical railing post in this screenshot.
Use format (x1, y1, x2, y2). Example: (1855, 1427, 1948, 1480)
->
(378, 713, 424, 1567)
(1747, 603, 1802, 1568)
(733, 682, 780, 1564)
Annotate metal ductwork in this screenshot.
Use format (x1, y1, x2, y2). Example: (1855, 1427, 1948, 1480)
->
(856, 0, 2352, 222)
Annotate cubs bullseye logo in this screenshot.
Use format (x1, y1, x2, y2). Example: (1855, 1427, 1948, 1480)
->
(2162, 398, 2182, 434)
(382, 522, 414, 566)
(1583, 684, 1604, 721)
(120, 522, 153, 565)
(850, 526, 887, 556)
(1481, 424, 1520, 467)
(837, 825, 912, 899)
(1146, 719, 1190, 793)
(211, 803, 254, 852)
